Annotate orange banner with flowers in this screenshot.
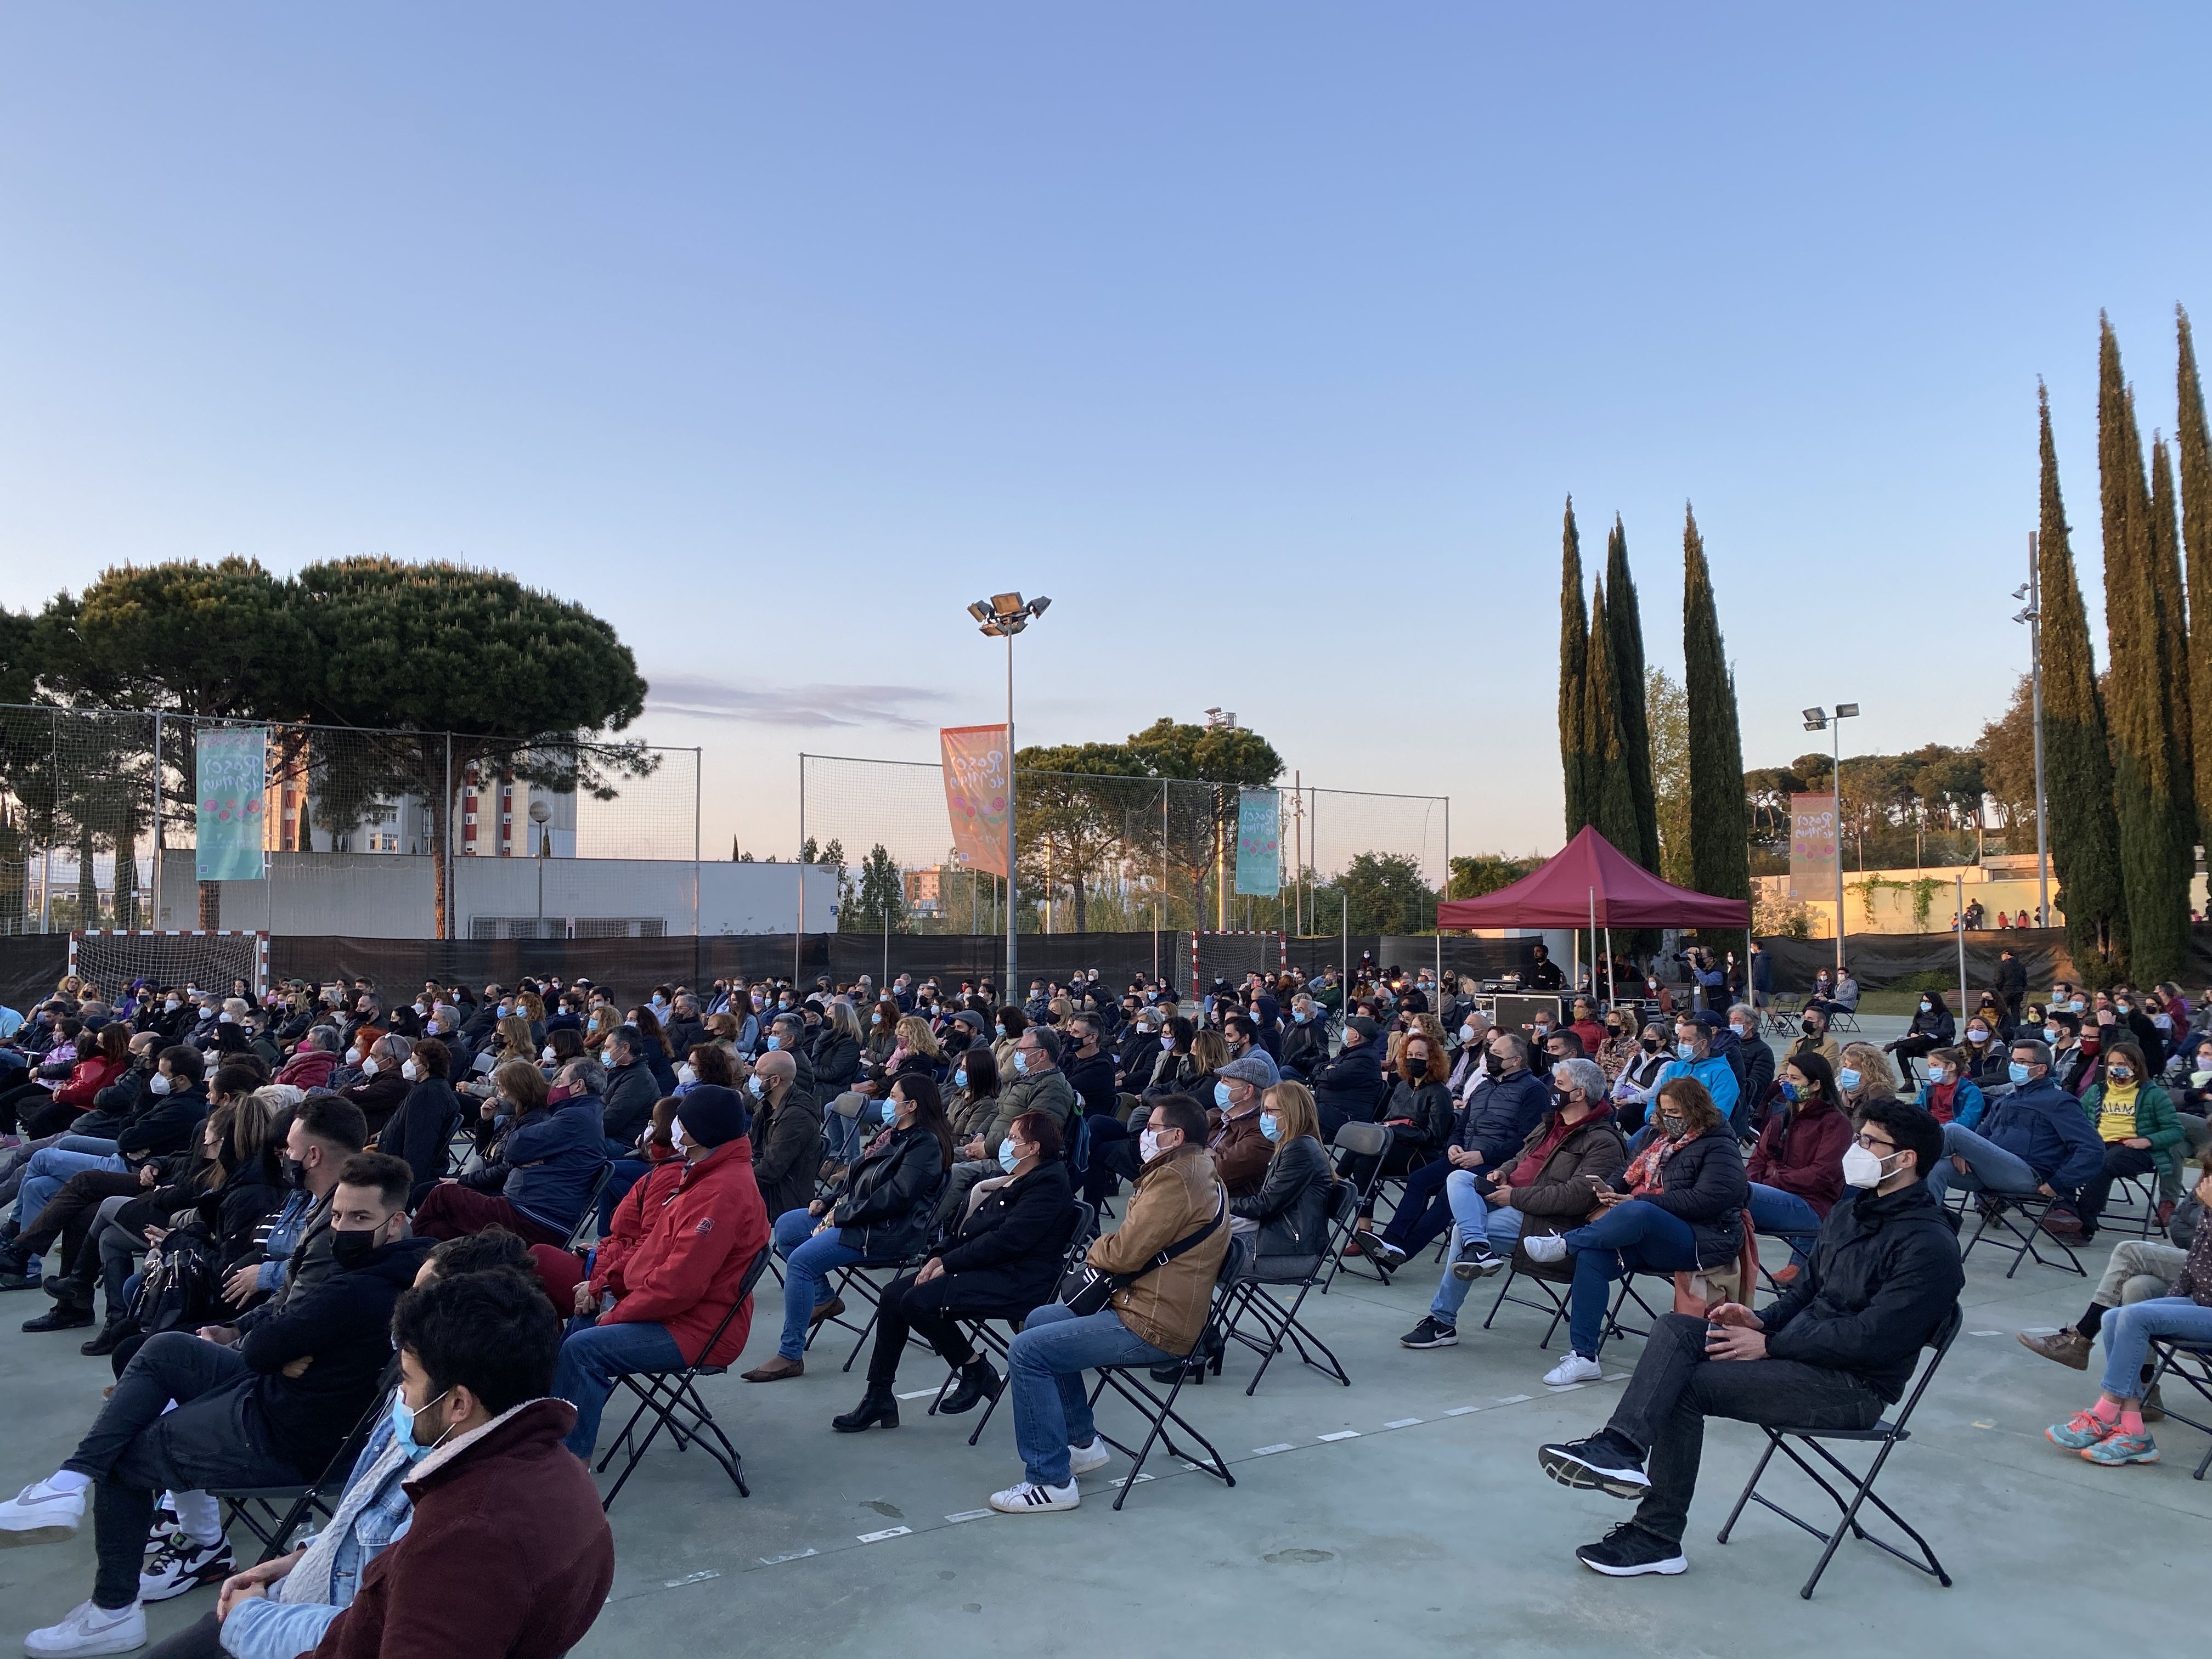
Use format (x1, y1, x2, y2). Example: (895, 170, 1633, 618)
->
(941, 725, 1011, 878)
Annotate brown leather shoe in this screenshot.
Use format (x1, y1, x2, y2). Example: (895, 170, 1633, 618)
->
(741, 1355, 805, 1383)
(809, 1296, 846, 1328)
(2017, 1327, 2091, 1370)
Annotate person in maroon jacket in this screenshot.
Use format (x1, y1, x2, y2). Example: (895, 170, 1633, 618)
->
(311, 1268, 614, 1658)
(1745, 1051, 1852, 1282)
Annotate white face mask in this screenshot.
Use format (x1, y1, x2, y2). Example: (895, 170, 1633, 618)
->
(1459, 1023, 1476, 1043)
(218, 1011, 236, 1025)
(400, 1059, 420, 1082)
(540, 1045, 555, 1062)
(1841, 1142, 1900, 1189)
(148, 1072, 173, 1096)
(362, 1056, 380, 1076)
(1138, 1128, 1163, 1163)
(164, 998, 182, 1013)
(676, 1063, 697, 1087)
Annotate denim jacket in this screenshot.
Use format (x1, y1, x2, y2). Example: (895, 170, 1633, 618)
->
(219, 1417, 414, 1659)
(255, 1190, 314, 1293)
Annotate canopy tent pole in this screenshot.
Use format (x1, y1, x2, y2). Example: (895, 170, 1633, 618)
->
(1604, 924, 1616, 1011)
(1956, 872, 1967, 1020)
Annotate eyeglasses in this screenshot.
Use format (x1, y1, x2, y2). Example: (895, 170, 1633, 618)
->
(1852, 1132, 1896, 1153)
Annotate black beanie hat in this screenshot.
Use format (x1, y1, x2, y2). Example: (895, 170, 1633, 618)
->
(677, 1084, 752, 1149)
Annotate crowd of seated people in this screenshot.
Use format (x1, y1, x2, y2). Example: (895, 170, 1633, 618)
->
(0, 954, 2204, 1645)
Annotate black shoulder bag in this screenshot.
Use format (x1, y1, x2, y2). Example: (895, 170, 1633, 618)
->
(1062, 1190, 1226, 1317)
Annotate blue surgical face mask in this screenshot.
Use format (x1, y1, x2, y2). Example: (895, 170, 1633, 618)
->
(389, 1387, 452, 1463)
(1259, 1111, 1283, 1142)
(2007, 1060, 2032, 1086)
(747, 1074, 764, 1098)
(764, 1034, 781, 1051)
(1675, 1041, 1695, 1063)
(1013, 1049, 1030, 1075)
(1213, 1080, 1233, 1109)
(998, 1139, 1020, 1172)
(952, 1069, 967, 1090)
(1778, 1079, 1800, 1104)
(1838, 1068, 1861, 1093)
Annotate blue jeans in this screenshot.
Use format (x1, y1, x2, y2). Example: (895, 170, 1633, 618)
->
(1429, 1178, 1523, 1324)
(1005, 1302, 1174, 1487)
(1375, 1157, 1459, 1254)
(1925, 1122, 2042, 1206)
(2097, 1296, 2212, 1401)
(772, 1207, 863, 1360)
(555, 1316, 687, 1458)
(17, 1139, 128, 1238)
(1747, 1183, 1824, 1271)
(1560, 1199, 1699, 1359)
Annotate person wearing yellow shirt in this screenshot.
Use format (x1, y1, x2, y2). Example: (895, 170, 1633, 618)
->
(2074, 1041, 2185, 1241)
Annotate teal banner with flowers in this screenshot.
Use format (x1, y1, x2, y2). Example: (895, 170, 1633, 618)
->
(195, 725, 268, 881)
(1234, 788, 1280, 897)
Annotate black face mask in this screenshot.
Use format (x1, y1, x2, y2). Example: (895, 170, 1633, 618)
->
(1639, 1036, 1661, 1052)
(330, 1224, 382, 1270)
(1405, 1056, 1428, 1079)
(1801, 1019, 1819, 1036)
(1482, 1052, 1505, 1077)
(283, 1155, 309, 1190)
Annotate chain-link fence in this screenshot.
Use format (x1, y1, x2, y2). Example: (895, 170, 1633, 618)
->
(796, 753, 1451, 939)
(0, 704, 716, 939)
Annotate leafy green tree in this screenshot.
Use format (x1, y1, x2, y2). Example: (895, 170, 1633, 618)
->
(1681, 506, 1748, 919)
(2038, 381, 2125, 978)
(1326, 850, 1435, 934)
(294, 558, 651, 939)
(2097, 320, 2192, 981)
(1604, 515, 1661, 872)
(1125, 717, 1283, 926)
(1015, 741, 1151, 932)
(1557, 499, 1590, 838)
(842, 843, 904, 933)
(1647, 667, 1692, 885)
(2179, 306, 2212, 843)
(1584, 577, 1640, 857)
(1448, 853, 1540, 899)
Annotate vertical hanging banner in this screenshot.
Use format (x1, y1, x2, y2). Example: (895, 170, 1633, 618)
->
(195, 726, 268, 881)
(1234, 787, 1281, 896)
(940, 725, 1011, 878)
(1788, 792, 1838, 894)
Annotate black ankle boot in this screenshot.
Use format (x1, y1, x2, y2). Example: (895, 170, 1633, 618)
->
(831, 1384, 900, 1433)
(939, 1357, 1002, 1415)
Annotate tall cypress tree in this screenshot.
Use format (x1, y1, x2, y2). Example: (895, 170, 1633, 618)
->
(1682, 505, 1748, 915)
(1604, 515, 1662, 873)
(1558, 498, 1591, 838)
(1586, 576, 1640, 855)
(2037, 381, 2126, 978)
(2099, 318, 2192, 981)
(2148, 431, 2196, 846)
(2176, 306, 2212, 844)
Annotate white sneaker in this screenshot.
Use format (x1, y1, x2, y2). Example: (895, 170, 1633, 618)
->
(0, 1478, 85, 1545)
(24, 1599, 146, 1656)
(1543, 1352, 1604, 1386)
(1521, 1233, 1569, 1264)
(1066, 1438, 1111, 1477)
(989, 1479, 1080, 1514)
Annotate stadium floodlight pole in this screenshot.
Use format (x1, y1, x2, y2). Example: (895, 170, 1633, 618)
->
(968, 593, 1050, 995)
(1802, 703, 1859, 972)
(2015, 533, 2050, 928)
(150, 712, 164, 929)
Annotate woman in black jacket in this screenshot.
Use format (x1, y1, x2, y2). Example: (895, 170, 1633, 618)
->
(382, 1037, 464, 1199)
(1884, 989, 1957, 1084)
(746, 1074, 952, 1381)
(629, 1007, 680, 1094)
(812, 1002, 865, 1094)
(832, 1108, 1080, 1431)
(1521, 1075, 1747, 1384)
(1232, 1081, 1335, 1267)
(1340, 1031, 1454, 1222)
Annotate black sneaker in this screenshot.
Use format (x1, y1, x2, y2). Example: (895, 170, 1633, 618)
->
(1399, 1316, 1459, 1349)
(1452, 1242, 1504, 1280)
(1368, 1240, 1408, 1268)
(1539, 1432, 1650, 1498)
(139, 1531, 236, 1601)
(1575, 1521, 1686, 1577)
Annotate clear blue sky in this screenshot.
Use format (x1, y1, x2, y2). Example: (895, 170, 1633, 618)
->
(4, 5, 2208, 869)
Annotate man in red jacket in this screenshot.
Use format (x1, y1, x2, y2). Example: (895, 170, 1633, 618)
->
(306, 1267, 613, 1657)
(552, 1082, 771, 1459)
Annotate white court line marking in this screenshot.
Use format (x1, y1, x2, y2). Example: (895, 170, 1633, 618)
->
(663, 1571, 720, 1587)
(1971, 1330, 2002, 1336)
(944, 1509, 992, 1523)
(1548, 1383, 1584, 1391)
(1253, 1442, 1296, 1455)
(1318, 1430, 1361, 1442)
(1496, 1393, 1533, 1404)
(1444, 1406, 1481, 1417)
(1109, 1473, 1156, 1487)
(896, 1388, 941, 1400)
(1384, 1418, 1424, 1429)
(760, 1549, 817, 1565)
(856, 1526, 912, 1543)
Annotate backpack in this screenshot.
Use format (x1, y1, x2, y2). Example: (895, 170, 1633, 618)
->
(129, 1226, 225, 1337)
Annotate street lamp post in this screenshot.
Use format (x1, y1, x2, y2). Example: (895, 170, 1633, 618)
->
(967, 592, 1052, 997)
(529, 798, 552, 936)
(2014, 534, 2050, 928)
(1802, 703, 1860, 972)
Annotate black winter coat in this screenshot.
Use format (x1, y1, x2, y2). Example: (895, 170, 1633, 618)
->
(1905, 1002, 1956, 1044)
(1060, 1049, 1118, 1119)
(384, 1078, 462, 1189)
(1310, 1041, 1386, 1126)
(1278, 1020, 1328, 1081)
(1228, 1134, 1334, 1266)
(117, 1081, 210, 1161)
(934, 1159, 1080, 1313)
(811, 1031, 862, 1093)
(1760, 1180, 1964, 1401)
(1457, 1067, 1551, 1168)
(1640, 1127, 1748, 1267)
(194, 1158, 289, 1275)
(1380, 1077, 1455, 1155)
(829, 1124, 947, 1260)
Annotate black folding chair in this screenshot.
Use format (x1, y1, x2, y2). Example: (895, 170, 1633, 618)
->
(594, 1244, 773, 1511)
(1483, 1251, 1656, 1353)
(2142, 1335, 2212, 1480)
(1716, 1306, 1961, 1599)
(1085, 1235, 1248, 1511)
(1950, 1189, 2085, 1278)
(215, 1355, 399, 1562)
(1221, 1182, 1355, 1395)
(929, 1200, 1098, 1446)
(1321, 1121, 1395, 1289)
(565, 1164, 618, 1251)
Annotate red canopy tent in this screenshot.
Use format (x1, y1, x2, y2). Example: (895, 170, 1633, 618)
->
(1436, 826, 1751, 1003)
